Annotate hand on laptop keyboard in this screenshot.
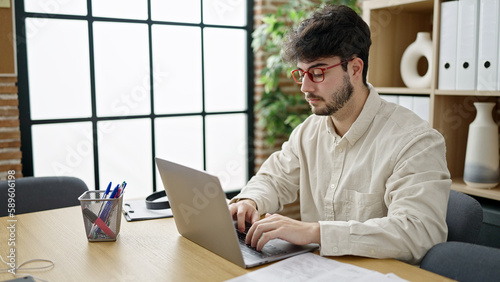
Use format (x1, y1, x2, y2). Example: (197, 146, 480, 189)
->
(237, 229, 288, 258)
(230, 199, 320, 252)
(244, 213, 321, 251)
(229, 199, 260, 233)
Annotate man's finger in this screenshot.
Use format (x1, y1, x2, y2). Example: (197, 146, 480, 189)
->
(257, 230, 277, 251)
(250, 210, 260, 225)
(237, 209, 247, 232)
(249, 220, 276, 248)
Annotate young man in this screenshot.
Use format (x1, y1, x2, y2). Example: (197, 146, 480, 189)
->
(229, 5, 451, 264)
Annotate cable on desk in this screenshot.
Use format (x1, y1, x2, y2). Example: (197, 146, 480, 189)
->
(0, 254, 54, 282)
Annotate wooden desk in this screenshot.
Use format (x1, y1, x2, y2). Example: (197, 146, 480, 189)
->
(0, 207, 452, 281)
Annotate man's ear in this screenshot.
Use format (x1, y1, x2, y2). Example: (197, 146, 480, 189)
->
(350, 57, 364, 83)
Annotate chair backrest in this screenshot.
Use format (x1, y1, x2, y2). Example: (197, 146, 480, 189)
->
(420, 241, 500, 282)
(446, 190, 483, 243)
(0, 176, 89, 217)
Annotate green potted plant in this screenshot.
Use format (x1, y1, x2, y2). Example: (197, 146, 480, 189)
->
(253, 0, 361, 146)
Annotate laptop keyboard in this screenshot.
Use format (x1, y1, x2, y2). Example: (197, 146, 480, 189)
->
(237, 230, 288, 258)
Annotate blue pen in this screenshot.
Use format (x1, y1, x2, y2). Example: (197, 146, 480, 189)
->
(119, 181, 127, 197)
(109, 184, 120, 199)
(103, 185, 119, 219)
(102, 182, 112, 199)
(93, 181, 113, 233)
(96, 182, 113, 219)
(101, 184, 119, 220)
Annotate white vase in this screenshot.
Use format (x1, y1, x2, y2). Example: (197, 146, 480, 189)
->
(464, 102, 500, 188)
(400, 32, 433, 89)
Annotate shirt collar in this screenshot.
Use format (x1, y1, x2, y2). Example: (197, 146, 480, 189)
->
(324, 84, 381, 145)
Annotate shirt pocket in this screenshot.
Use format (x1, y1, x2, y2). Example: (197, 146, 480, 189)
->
(339, 189, 386, 222)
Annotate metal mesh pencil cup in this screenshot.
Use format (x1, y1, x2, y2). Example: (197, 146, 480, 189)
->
(78, 190, 123, 242)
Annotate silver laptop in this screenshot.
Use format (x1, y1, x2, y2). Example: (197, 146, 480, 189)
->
(155, 157, 318, 268)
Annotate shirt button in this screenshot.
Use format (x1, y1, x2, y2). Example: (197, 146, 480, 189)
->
(338, 148, 344, 153)
(332, 247, 339, 252)
(330, 184, 335, 189)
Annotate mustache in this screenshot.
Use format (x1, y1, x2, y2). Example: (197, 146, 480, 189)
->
(305, 93, 323, 100)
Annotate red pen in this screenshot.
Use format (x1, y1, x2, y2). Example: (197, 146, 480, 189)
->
(82, 207, 116, 239)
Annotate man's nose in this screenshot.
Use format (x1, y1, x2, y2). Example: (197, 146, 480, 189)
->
(300, 74, 315, 93)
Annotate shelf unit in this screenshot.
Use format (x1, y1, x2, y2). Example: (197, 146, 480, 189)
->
(363, 0, 500, 201)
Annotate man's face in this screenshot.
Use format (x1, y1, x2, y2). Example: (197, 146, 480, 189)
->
(296, 57, 354, 116)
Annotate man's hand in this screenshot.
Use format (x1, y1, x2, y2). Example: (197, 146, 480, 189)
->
(229, 199, 260, 233)
(246, 213, 320, 251)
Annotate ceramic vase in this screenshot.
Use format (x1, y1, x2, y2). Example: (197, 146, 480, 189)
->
(464, 102, 500, 188)
(400, 32, 433, 89)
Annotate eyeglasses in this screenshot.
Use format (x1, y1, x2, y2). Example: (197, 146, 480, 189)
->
(291, 58, 354, 84)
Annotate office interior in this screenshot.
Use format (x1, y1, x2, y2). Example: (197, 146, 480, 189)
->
(1, 0, 500, 279)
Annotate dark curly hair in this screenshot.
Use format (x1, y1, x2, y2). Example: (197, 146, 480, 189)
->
(281, 5, 371, 86)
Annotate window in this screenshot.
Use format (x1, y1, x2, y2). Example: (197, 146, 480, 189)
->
(16, 0, 254, 199)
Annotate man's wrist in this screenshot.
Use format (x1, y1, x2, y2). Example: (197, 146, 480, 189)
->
(232, 198, 257, 210)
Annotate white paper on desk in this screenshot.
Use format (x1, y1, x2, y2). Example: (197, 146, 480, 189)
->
(226, 253, 408, 282)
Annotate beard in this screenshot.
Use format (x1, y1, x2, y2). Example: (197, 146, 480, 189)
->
(308, 74, 354, 116)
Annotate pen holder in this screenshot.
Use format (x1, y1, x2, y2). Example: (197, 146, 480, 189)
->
(78, 190, 123, 242)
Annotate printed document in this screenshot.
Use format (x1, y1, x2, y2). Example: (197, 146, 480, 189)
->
(226, 253, 408, 282)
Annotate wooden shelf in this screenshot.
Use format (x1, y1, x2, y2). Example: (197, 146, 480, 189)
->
(363, 0, 433, 11)
(435, 90, 500, 97)
(375, 87, 431, 95)
(364, 0, 434, 90)
(451, 178, 500, 201)
(382, 89, 499, 98)
(364, 0, 500, 202)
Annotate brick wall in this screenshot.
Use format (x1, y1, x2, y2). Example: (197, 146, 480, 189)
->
(253, 0, 303, 219)
(253, 0, 302, 170)
(0, 77, 21, 180)
(0, 1, 21, 180)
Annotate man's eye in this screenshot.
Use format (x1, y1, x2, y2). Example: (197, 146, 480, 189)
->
(311, 69, 323, 76)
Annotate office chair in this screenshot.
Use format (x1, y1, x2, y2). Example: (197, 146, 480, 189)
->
(420, 241, 500, 282)
(446, 190, 483, 243)
(0, 176, 89, 217)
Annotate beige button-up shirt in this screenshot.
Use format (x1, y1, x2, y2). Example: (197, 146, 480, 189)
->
(234, 85, 451, 264)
